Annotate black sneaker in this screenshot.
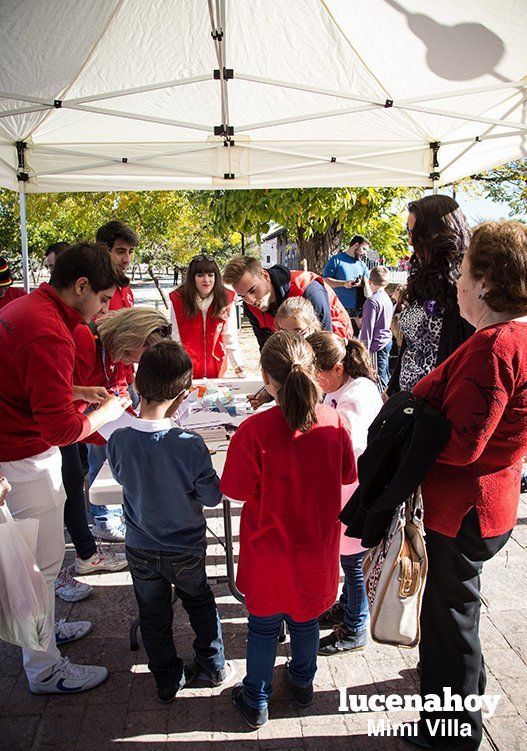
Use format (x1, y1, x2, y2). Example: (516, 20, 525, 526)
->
(232, 683, 268, 729)
(318, 602, 345, 628)
(156, 664, 198, 704)
(318, 624, 368, 656)
(285, 663, 314, 707)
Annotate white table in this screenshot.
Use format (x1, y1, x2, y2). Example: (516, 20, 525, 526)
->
(89, 377, 263, 506)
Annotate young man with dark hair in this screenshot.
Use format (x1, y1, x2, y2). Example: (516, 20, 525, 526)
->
(107, 341, 232, 704)
(0, 242, 131, 694)
(44, 241, 71, 273)
(0, 256, 26, 310)
(95, 220, 138, 310)
(323, 235, 371, 331)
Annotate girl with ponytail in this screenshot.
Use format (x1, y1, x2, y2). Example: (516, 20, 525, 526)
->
(307, 331, 383, 656)
(220, 331, 356, 728)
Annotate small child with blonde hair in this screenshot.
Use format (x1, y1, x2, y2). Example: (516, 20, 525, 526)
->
(275, 297, 322, 338)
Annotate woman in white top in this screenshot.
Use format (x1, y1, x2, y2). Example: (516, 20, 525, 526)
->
(169, 254, 244, 379)
(307, 331, 382, 655)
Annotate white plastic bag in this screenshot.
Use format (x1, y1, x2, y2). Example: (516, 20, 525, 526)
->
(0, 504, 49, 650)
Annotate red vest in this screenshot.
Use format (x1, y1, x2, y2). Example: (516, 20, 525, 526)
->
(169, 288, 235, 378)
(247, 270, 353, 339)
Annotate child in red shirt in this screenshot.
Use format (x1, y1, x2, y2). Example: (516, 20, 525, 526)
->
(221, 331, 356, 728)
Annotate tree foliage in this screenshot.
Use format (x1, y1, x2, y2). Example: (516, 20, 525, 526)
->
(0, 189, 243, 277)
(465, 159, 527, 217)
(205, 187, 415, 272)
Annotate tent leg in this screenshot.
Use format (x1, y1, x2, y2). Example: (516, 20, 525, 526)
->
(18, 189, 29, 292)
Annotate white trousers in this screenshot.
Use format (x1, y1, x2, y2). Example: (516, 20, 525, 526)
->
(0, 447, 66, 683)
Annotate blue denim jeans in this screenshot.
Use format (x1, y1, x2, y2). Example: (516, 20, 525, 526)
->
(87, 442, 122, 520)
(243, 613, 319, 710)
(338, 552, 369, 632)
(375, 338, 393, 390)
(126, 545, 225, 689)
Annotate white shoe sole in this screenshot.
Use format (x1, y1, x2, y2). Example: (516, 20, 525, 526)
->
(74, 558, 128, 575)
(29, 666, 109, 694)
(55, 621, 93, 645)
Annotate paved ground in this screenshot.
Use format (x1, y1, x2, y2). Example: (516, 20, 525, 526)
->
(1, 278, 526, 750)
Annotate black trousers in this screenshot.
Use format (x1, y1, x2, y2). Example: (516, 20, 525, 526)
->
(419, 508, 512, 750)
(60, 443, 97, 560)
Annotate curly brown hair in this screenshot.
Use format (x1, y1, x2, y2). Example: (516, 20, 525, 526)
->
(404, 194, 471, 311)
(469, 221, 527, 314)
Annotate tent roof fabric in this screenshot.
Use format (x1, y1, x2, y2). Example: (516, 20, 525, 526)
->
(0, 0, 526, 192)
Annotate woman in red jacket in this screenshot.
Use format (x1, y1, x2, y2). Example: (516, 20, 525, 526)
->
(169, 254, 245, 379)
(410, 221, 527, 751)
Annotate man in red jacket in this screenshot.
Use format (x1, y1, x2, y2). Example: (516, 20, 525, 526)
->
(95, 220, 138, 310)
(0, 243, 131, 695)
(0, 256, 26, 310)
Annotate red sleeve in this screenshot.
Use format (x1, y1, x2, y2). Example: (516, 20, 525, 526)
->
(424, 347, 512, 466)
(15, 335, 90, 446)
(340, 421, 357, 485)
(220, 425, 261, 503)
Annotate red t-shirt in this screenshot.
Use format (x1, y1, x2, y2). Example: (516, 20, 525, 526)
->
(220, 404, 356, 621)
(413, 320, 527, 538)
(0, 286, 26, 311)
(108, 285, 135, 383)
(109, 285, 134, 311)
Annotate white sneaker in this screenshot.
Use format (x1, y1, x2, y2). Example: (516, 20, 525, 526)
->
(54, 568, 93, 602)
(29, 657, 108, 694)
(75, 542, 128, 575)
(55, 618, 92, 645)
(92, 516, 125, 542)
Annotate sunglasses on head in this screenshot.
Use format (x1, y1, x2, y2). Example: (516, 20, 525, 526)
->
(192, 253, 215, 263)
(154, 323, 172, 338)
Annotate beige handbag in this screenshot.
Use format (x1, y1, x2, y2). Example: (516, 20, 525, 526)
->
(362, 490, 428, 648)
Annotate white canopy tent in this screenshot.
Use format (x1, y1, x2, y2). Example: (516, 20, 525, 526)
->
(0, 0, 526, 287)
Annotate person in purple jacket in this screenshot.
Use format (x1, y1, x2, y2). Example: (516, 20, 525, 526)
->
(359, 266, 393, 389)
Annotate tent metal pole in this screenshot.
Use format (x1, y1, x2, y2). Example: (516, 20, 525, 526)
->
(64, 74, 212, 105)
(398, 103, 526, 130)
(65, 103, 212, 132)
(18, 189, 29, 293)
(235, 73, 386, 106)
(239, 103, 377, 132)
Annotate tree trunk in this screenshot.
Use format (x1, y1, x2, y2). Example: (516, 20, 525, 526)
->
(296, 223, 342, 275)
(147, 264, 169, 309)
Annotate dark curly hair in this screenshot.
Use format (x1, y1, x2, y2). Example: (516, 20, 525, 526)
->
(404, 194, 471, 311)
(469, 221, 527, 314)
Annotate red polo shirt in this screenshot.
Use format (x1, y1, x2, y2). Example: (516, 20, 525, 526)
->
(0, 283, 90, 461)
(220, 404, 356, 620)
(413, 320, 527, 538)
(0, 286, 26, 311)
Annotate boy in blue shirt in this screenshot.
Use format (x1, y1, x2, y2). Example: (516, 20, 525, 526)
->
(107, 341, 231, 703)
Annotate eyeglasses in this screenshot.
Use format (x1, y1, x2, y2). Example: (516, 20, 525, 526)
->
(192, 254, 215, 263)
(174, 387, 190, 401)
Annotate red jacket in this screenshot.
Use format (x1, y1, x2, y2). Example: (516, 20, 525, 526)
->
(73, 324, 130, 445)
(109, 285, 134, 311)
(220, 404, 356, 620)
(108, 284, 135, 382)
(247, 269, 353, 340)
(413, 321, 527, 538)
(0, 283, 90, 461)
(169, 288, 235, 378)
(0, 286, 26, 311)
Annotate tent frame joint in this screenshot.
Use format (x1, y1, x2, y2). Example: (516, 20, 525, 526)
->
(214, 125, 234, 136)
(224, 172, 235, 179)
(214, 68, 233, 80)
(430, 171, 441, 181)
(430, 141, 441, 168)
(384, 99, 394, 108)
(54, 99, 62, 108)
